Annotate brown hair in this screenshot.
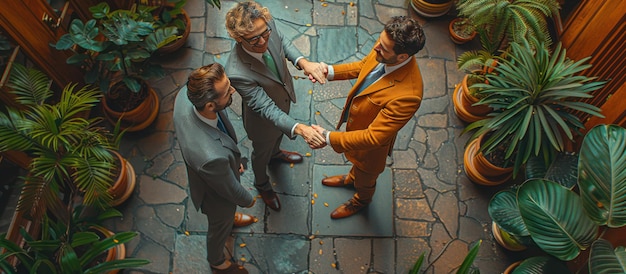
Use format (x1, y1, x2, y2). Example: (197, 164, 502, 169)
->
(384, 16, 426, 56)
(186, 63, 225, 110)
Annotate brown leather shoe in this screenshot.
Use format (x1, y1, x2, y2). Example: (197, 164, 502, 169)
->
(321, 175, 352, 187)
(257, 188, 281, 211)
(271, 150, 303, 164)
(330, 198, 368, 219)
(211, 262, 248, 274)
(233, 212, 255, 227)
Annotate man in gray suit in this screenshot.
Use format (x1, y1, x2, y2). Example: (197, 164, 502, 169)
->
(173, 63, 256, 274)
(225, 1, 327, 211)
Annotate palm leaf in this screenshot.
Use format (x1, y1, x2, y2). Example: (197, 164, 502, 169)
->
(511, 256, 570, 274)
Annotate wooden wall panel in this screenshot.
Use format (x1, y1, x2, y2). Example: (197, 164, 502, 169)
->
(560, 0, 626, 129)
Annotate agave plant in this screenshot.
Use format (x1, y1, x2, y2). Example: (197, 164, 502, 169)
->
(0, 63, 121, 222)
(488, 124, 626, 264)
(456, 0, 560, 50)
(463, 38, 605, 176)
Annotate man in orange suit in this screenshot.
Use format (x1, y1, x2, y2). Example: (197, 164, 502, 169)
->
(313, 16, 426, 219)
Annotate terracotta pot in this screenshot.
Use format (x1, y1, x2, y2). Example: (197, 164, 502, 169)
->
(503, 261, 521, 274)
(452, 75, 492, 123)
(463, 133, 513, 186)
(410, 0, 454, 18)
(156, 8, 191, 55)
(108, 150, 136, 207)
(91, 226, 126, 274)
(449, 18, 476, 44)
(102, 83, 160, 132)
(491, 221, 527, 251)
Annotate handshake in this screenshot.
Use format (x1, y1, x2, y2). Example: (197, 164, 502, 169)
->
(295, 124, 330, 149)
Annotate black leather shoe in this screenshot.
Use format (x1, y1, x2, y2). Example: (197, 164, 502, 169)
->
(257, 188, 281, 211)
(271, 150, 303, 164)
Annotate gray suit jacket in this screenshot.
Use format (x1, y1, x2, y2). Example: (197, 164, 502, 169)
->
(173, 87, 254, 213)
(225, 19, 302, 142)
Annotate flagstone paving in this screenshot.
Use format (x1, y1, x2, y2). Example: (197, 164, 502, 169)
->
(104, 0, 529, 273)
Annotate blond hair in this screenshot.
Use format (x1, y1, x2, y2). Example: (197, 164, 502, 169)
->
(225, 1, 272, 40)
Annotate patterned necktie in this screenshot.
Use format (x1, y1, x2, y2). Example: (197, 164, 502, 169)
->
(355, 63, 385, 95)
(262, 52, 280, 79)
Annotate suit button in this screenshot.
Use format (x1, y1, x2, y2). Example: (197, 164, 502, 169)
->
(349, 118, 353, 123)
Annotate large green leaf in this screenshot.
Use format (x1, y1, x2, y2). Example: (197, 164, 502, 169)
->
(517, 179, 598, 261)
(511, 256, 571, 274)
(489, 188, 529, 236)
(588, 239, 626, 274)
(579, 124, 626, 227)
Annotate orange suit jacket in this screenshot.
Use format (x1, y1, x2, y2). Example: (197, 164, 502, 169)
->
(329, 49, 423, 174)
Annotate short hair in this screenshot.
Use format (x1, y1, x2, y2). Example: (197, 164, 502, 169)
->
(186, 63, 225, 110)
(225, 1, 272, 40)
(384, 16, 426, 56)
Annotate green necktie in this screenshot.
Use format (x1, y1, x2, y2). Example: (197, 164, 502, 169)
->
(262, 52, 280, 79)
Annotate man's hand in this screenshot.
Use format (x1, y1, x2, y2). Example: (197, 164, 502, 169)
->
(239, 163, 245, 174)
(299, 59, 328, 84)
(295, 124, 326, 149)
(310, 124, 330, 150)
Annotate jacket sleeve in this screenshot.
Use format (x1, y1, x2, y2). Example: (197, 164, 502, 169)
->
(198, 157, 254, 207)
(231, 74, 297, 138)
(329, 95, 421, 152)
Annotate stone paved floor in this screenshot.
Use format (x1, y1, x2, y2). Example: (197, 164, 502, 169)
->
(108, 0, 524, 273)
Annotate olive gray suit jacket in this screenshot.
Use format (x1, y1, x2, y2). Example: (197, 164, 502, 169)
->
(225, 19, 302, 143)
(173, 87, 254, 214)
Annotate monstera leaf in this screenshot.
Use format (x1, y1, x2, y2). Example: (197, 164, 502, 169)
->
(517, 179, 598, 261)
(588, 239, 626, 274)
(579, 124, 626, 227)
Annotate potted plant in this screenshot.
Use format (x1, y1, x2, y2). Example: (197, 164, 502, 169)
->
(503, 256, 570, 274)
(0, 206, 149, 273)
(449, 17, 476, 44)
(453, 30, 500, 123)
(456, 0, 560, 51)
(137, 0, 190, 54)
(488, 124, 626, 272)
(53, 2, 179, 132)
(462, 38, 605, 181)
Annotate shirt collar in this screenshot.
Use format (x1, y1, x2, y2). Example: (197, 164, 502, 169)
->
(193, 107, 219, 129)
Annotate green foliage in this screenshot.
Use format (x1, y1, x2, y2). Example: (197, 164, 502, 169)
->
(511, 256, 570, 274)
(489, 125, 626, 266)
(53, 2, 178, 95)
(409, 240, 482, 273)
(588, 239, 626, 274)
(0, 207, 149, 274)
(463, 39, 605, 177)
(0, 63, 120, 221)
(205, 0, 221, 9)
(456, 0, 560, 50)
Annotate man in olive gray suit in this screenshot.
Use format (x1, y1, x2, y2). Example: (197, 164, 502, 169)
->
(225, 1, 327, 211)
(173, 63, 255, 274)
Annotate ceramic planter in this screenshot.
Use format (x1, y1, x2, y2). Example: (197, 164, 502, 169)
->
(463, 133, 513, 186)
(157, 8, 191, 55)
(452, 75, 492, 123)
(108, 150, 137, 207)
(449, 18, 476, 44)
(102, 83, 160, 132)
(410, 0, 454, 18)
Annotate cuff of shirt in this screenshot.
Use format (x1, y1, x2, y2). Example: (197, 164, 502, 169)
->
(291, 122, 299, 136)
(294, 56, 304, 70)
(327, 65, 335, 80)
(323, 129, 331, 145)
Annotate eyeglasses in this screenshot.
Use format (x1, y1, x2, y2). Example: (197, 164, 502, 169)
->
(242, 25, 272, 46)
